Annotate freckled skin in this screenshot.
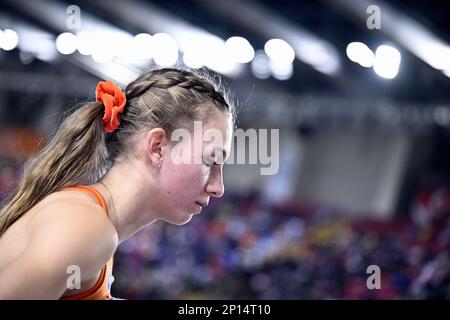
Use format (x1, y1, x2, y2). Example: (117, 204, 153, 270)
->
(156, 113, 233, 225)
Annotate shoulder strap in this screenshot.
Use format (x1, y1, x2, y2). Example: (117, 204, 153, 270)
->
(61, 185, 109, 217)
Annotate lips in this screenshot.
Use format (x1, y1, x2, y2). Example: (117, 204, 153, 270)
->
(195, 201, 208, 208)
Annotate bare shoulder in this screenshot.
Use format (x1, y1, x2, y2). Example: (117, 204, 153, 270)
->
(0, 191, 118, 299)
(29, 192, 119, 262)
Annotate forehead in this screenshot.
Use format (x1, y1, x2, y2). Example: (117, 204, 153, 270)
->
(201, 113, 233, 153)
(202, 111, 233, 133)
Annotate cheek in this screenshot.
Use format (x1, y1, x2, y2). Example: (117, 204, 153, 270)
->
(163, 164, 209, 197)
(159, 164, 209, 218)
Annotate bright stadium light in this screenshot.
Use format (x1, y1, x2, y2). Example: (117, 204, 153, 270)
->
(225, 36, 255, 63)
(152, 33, 179, 67)
(183, 49, 204, 69)
(346, 41, 375, 68)
(76, 31, 95, 56)
(55, 32, 77, 55)
(91, 32, 116, 64)
(132, 33, 154, 60)
(1, 29, 19, 51)
(373, 45, 401, 79)
(264, 38, 295, 65)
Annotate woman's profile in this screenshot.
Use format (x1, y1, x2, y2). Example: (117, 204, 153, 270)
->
(0, 67, 236, 299)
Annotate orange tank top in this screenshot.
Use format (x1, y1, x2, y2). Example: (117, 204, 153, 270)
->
(59, 185, 115, 300)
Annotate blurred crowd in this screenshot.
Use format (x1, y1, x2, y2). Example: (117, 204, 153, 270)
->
(1, 157, 449, 299)
(111, 188, 450, 299)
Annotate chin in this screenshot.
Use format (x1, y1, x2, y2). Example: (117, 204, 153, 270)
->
(162, 213, 194, 226)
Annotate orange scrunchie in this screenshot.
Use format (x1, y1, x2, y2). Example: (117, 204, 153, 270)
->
(96, 80, 126, 133)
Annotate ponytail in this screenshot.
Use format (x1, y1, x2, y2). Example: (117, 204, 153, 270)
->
(0, 102, 108, 236)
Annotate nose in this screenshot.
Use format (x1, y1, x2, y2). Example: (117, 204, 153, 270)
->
(205, 166, 225, 198)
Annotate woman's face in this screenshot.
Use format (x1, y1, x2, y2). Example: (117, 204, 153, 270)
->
(157, 112, 233, 225)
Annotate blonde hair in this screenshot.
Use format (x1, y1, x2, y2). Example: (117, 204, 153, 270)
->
(0, 68, 236, 236)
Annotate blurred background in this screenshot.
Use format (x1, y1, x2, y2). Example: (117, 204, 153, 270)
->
(0, 0, 449, 299)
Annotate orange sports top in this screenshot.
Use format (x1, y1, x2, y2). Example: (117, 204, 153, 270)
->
(60, 185, 115, 300)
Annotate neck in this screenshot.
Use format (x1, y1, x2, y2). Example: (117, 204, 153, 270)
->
(91, 159, 159, 244)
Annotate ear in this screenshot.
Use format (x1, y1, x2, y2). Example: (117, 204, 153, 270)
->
(145, 128, 168, 167)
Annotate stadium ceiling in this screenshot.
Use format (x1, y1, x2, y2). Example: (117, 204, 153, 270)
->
(0, 0, 449, 127)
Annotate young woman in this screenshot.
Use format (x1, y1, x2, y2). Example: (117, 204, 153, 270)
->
(0, 68, 236, 299)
